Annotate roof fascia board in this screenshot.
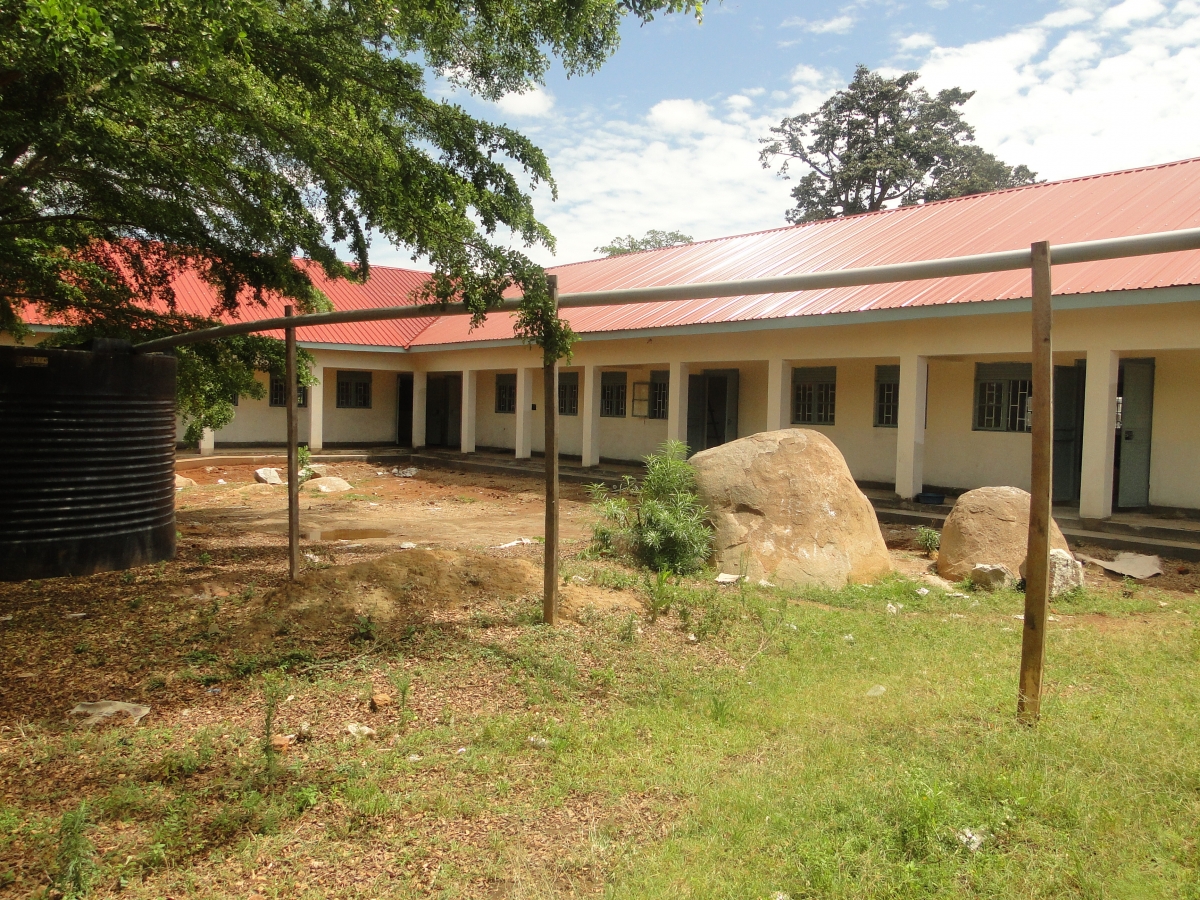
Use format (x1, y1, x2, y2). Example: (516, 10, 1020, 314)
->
(298, 341, 409, 353)
(406, 284, 1200, 352)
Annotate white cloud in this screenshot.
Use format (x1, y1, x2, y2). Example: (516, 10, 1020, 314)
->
(897, 32, 937, 52)
(494, 87, 555, 118)
(917, 0, 1200, 179)
(782, 14, 857, 34)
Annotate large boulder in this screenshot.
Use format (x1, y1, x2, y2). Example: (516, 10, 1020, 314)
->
(254, 467, 283, 485)
(303, 475, 352, 493)
(937, 486, 1070, 582)
(690, 429, 892, 588)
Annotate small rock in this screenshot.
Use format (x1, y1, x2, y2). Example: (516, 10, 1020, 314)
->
(956, 827, 987, 852)
(216, 478, 226, 484)
(398, 542, 417, 550)
(527, 735, 550, 749)
(175, 473, 197, 489)
(886, 602, 899, 615)
(269, 734, 293, 754)
(63, 612, 87, 619)
(254, 467, 283, 485)
(304, 476, 353, 493)
(296, 722, 313, 743)
(345, 723, 376, 740)
(687, 633, 698, 643)
(866, 685, 887, 697)
(715, 573, 741, 584)
(1020, 548, 1084, 597)
(455, 747, 467, 755)
(970, 564, 1016, 592)
(369, 693, 393, 712)
(394, 467, 418, 477)
(571, 575, 590, 585)
(916, 587, 929, 596)
(843, 634, 854, 642)
(408, 753, 422, 762)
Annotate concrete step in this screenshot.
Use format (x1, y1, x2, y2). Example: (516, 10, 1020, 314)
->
(871, 502, 1200, 561)
(409, 453, 629, 488)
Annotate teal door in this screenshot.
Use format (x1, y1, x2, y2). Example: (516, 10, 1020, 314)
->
(1116, 359, 1154, 508)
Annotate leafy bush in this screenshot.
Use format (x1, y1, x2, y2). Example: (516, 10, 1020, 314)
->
(916, 526, 941, 555)
(587, 441, 712, 574)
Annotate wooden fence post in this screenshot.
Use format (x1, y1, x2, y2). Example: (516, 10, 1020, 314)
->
(285, 306, 300, 582)
(1018, 241, 1053, 723)
(542, 275, 560, 626)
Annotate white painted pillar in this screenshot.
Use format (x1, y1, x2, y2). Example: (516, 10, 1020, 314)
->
(460, 369, 477, 453)
(895, 354, 929, 499)
(666, 361, 689, 444)
(766, 358, 791, 432)
(1079, 348, 1119, 520)
(307, 366, 324, 450)
(581, 364, 602, 467)
(411, 370, 427, 449)
(515, 367, 534, 459)
(199, 428, 216, 456)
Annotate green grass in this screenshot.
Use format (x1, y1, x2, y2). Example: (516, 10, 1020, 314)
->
(3, 572, 1198, 898)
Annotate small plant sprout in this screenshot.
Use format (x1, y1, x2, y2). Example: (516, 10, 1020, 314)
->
(54, 801, 94, 899)
(198, 551, 212, 565)
(916, 526, 941, 556)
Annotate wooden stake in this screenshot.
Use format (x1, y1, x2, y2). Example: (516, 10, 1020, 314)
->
(542, 275, 560, 626)
(285, 306, 300, 582)
(1018, 241, 1053, 724)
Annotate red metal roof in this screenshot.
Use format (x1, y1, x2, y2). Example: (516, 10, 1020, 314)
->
(25, 258, 435, 349)
(411, 157, 1200, 346)
(22, 158, 1200, 350)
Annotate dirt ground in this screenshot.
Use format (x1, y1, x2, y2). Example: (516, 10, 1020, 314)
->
(2, 470, 1198, 898)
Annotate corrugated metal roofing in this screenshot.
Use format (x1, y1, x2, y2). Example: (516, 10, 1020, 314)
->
(411, 157, 1200, 347)
(21, 158, 1200, 349)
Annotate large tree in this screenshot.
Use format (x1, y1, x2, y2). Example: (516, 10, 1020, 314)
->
(759, 65, 1038, 224)
(596, 229, 693, 257)
(0, 0, 702, 437)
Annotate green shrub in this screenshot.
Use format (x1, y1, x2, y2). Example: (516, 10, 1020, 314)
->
(53, 802, 94, 899)
(916, 526, 941, 555)
(587, 441, 712, 574)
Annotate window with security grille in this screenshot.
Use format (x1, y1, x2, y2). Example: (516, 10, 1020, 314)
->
(269, 375, 307, 408)
(600, 371, 626, 417)
(649, 371, 669, 420)
(974, 363, 1032, 432)
(558, 371, 578, 416)
(792, 367, 836, 425)
(874, 365, 899, 427)
(495, 373, 516, 414)
(336, 370, 372, 409)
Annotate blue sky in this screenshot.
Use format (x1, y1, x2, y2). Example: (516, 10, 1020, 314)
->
(375, 0, 1200, 268)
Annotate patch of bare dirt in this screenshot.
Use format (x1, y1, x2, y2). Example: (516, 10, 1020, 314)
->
(239, 549, 541, 647)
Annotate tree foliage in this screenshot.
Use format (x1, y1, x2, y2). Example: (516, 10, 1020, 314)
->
(0, 0, 703, 430)
(760, 65, 1038, 223)
(587, 441, 712, 574)
(596, 229, 694, 257)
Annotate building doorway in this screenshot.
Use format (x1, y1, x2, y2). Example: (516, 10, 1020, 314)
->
(686, 369, 739, 455)
(1052, 362, 1086, 503)
(396, 373, 413, 447)
(1115, 358, 1155, 509)
(425, 373, 462, 448)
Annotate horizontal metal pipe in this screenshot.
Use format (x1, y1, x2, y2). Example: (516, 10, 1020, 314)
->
(134, 225, 1200, 352)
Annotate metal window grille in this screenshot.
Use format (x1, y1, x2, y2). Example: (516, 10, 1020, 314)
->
(336, 371, 371, 408)
(269, 375, 307, 408)
(792, 367, 836, 425)
(874, 365, 899, 427)
(558, 372, 578, 416)
(600, 372, 626, 418)
(495, 373, 516, 414)
(974, 364, 1033, 432)
(649, 380, 669, 420)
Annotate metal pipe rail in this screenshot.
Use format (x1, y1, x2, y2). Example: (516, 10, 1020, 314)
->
(133, 225, 1200, 352)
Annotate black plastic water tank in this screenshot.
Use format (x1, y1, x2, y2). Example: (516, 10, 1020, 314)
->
(0, 341, 177, 581)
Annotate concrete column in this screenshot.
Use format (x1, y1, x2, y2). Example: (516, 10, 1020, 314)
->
(895, 354, 929, 500)
(199, 428, 216, 456)
(307, 366, 324, 450)
(766, 358, 791, 432)
(411, 370, 427, 449)
(666, 361, 689, 444)
(460, 369, 477, 454)
(515, 367, 534, 459)
(1080, 348, 1119, 520)
(581, 364, 602, 467)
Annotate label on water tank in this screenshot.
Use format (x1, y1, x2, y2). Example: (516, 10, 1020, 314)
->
(14, 356, 48, 367)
